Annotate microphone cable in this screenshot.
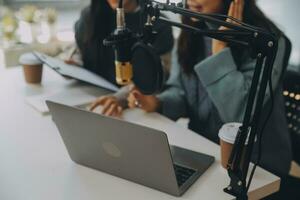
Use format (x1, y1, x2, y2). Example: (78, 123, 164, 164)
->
(246, 70, 275, 191)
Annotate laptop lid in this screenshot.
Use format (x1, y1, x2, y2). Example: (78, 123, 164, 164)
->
(47, 101, 181, 196)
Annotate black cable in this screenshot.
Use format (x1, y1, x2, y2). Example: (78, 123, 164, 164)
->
(246, 73, 275, 191)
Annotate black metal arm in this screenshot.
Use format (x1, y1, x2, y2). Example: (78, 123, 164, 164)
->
(142, 1, 279, 199)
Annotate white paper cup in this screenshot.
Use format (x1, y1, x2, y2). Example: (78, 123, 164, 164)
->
(218, 123, 248, 169)
(19, 53, 43, 84)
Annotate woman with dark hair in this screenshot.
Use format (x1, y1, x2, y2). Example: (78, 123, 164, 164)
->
(75, 0, 174, 83)
(127, 0, 293, 179)
(75, 0, 174, 116)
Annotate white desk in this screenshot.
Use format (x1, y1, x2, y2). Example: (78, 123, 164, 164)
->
(0, 67, 280, 200)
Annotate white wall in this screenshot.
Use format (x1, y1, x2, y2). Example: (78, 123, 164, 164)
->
(258, 0, 300, 66)
(3, 0, 88, 32)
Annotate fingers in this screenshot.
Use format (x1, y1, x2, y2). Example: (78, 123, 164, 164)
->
(238, 0, 244, 21)
(89, 101, 100, 112)
(187, 0, 197, 7)
(116, 106, 123, 117)
(132, 91, 143, 108)
(127, 92, 138, 108)
(221, 1, 234, 31)
(101, 98, 116, 114)
(89, 97, 106, 111)
(234, 0, 239, 21)
(127, 90, 142, 109)
(226, 0, 244, 25)
(104, 104, 119, 116)
(224, 1, 234, 26)
(127, 93, 134, 108)
(103, 103, 116, 116)
(89, 95, 123, 118)
(227, 2, 234, 20)
(229, 0, 244, 22)
(101, 103, 123, 118)
(64, 60, 79, 66)
(132, 90, 141, 100)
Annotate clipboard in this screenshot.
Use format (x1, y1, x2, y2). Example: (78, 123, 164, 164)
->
(33, 51, 119, 92)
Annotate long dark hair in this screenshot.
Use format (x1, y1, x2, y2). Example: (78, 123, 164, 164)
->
(82, 0, 114, 53)
(83, 0, 139, 47)
(178, 0, 282, 74)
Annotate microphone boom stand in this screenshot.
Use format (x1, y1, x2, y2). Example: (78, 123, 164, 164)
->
(141, 1, 278, 200)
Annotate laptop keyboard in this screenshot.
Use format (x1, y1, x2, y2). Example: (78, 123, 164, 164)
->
(173, 164, 196, 187)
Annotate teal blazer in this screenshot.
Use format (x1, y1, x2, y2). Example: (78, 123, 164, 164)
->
(157, 37, 292, 176)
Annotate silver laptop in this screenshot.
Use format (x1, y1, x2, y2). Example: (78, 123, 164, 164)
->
(47, 101, 214, 196)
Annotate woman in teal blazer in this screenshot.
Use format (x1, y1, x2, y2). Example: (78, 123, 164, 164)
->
(127, 0, 292, 177)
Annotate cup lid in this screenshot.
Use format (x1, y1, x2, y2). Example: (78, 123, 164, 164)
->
(218, 122, 249, 145)
(19, 53, 42, 66)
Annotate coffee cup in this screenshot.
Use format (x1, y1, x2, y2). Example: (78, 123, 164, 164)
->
(19, 53, 43, 84)
(218, 122, 249, 169)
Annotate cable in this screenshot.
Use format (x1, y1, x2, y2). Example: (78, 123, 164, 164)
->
(246, 72, 275, 191)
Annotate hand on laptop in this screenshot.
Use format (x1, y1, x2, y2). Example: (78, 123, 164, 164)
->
(89, 96, 123, 118)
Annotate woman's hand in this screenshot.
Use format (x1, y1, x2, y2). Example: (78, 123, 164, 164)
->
(89, 96, 123, 118)
(212, 0, 244, 55)
(127, 89, 160, 113)
(64, 59, 80, 66)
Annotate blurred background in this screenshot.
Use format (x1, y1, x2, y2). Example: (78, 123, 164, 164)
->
(0, 0, 299, 70)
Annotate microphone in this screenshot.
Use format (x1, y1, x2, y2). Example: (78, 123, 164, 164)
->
(114, 7, 133, 85)
(131, 42, 164, 95)
(103, 1, 164, 94)
(103, 6, 136, 86)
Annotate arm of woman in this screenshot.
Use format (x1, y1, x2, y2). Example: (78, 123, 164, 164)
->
(127, 50, 188, 121)
(194, 37, 286, 123)
(156, 59, 188, 120)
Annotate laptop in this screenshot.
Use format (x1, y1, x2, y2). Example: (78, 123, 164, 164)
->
(47, 101, 215, 196)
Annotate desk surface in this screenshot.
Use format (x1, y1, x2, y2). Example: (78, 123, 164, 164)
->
(0, 67, 280, 200)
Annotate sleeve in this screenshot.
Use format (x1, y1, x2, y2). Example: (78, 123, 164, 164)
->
(113, 84, 134, 108)
(194, 37, 286, 122)
(156, 50, 187, 120)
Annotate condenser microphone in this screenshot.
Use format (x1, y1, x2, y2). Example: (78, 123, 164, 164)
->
(113, 7, 134, 85)
(103, 3, 136, 86)
(103, 0, 164, 94)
